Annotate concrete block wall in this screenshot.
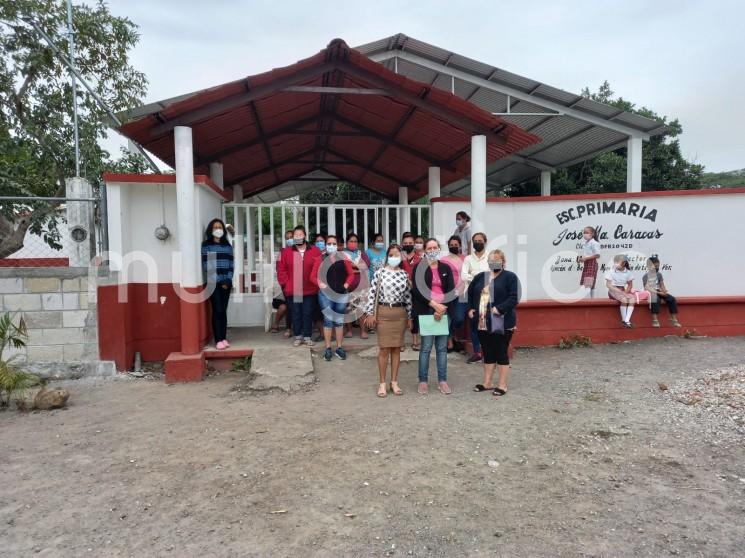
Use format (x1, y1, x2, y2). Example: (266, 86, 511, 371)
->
(0, 268, 114, 378)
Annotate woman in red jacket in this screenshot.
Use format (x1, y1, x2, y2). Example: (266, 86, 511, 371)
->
(276, 225, 322, 347)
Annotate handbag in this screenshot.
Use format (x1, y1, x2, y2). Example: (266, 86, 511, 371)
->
(490, 312, 505, 334)
(486, 274, 505, 334)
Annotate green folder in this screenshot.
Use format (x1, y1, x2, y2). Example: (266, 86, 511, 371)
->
(418, 314, 449, 336)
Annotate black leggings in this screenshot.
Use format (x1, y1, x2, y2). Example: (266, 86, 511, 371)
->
(477, 329, 514, 365)
(210, 285, 230, 342)
(650, 293, 678, 315)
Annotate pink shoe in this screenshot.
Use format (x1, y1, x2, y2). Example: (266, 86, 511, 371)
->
(223, 340, 231, 348)
(216, 340, 227, 350)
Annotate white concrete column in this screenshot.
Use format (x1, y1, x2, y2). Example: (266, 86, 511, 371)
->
(470, 135, 487, 235)
(66, 176, 94, 267)
(398, 186, 410, 234)
(209, 162, 224, 189)
(626, 136, 643, 192)
(232, 185, 244, 294)
(428, 166, 440, 236)
(175, 127, 199, 287)
(540, 170, 551, 196)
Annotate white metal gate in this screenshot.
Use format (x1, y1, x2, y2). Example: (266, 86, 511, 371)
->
(222, 202, 429, 327)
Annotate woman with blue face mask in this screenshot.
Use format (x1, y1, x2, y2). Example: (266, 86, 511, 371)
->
(365, 244, 412, 397)
(314, 233, 327, 255)
(365, 232, 387, 282)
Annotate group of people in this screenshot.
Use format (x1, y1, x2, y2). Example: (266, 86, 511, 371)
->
(200, 213, 682, 399)
(271, 212, 520, 398)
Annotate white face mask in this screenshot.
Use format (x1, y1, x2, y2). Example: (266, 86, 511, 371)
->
(583, 233, 592, 241)
(212, 228, 224, 239)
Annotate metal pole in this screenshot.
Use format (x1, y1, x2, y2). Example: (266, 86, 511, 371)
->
(23, 16, 160, 174)
(66, 0, 80, 177)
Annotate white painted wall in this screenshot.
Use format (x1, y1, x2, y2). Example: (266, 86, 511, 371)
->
(105, 179, 224, 284)
(432, 190, 745, 300)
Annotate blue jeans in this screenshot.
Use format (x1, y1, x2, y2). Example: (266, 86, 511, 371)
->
(418, 334, 448, 382)
(291, 295, 316, 339)
(470, 315, 482, 353)
(318, 290, 348, 328)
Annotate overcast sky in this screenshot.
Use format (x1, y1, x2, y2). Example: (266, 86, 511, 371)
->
(105, 0, 744, 173)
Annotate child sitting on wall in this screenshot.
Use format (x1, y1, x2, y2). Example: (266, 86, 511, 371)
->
(643, 255, 682, 328)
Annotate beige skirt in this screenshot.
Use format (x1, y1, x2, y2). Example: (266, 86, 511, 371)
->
(376, 305, 407, 348)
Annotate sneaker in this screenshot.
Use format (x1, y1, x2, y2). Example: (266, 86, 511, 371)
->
(323, 348, 333, 361)
(670, 319, 682, 327)
(651, 319, 660, 328)
(623, 321, 634, 328)
(335, 347, 347, 360)
(216, 340, 227, 350)
(304, 337, 314, 347)
(466, 353, 482, 364)
(293, 338, 303, 347)
(224, 340, 231, 348)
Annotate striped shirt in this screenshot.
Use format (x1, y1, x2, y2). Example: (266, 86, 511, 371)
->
(201, 242, 234, 284)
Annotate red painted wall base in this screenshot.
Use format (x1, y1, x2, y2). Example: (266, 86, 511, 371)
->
(165, 351, 206, 384)
(98, 283, 211, 371)
(512, 296, 745, 347)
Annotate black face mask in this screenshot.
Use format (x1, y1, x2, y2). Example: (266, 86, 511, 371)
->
(473, 241, 485, 252)
(402, 245, 414, 254)
(448, 246, 460, 255)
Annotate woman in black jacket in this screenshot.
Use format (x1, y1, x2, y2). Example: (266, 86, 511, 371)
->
(467, 249, 519, 396)
(412, 238, 456, 395)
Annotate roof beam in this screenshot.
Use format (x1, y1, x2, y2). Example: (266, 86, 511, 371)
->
(339, 63, 508, 146)
(225, 147, 317, 185)
(368, 50, 651, 140)
(282, 86, 388, 95)
(193, 113, 323, 166)
(330, 113, 458, 172)
(149, 61, 340, 137)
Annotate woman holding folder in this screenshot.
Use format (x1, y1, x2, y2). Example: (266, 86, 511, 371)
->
(412, 238, 455, 395)
(467, 249, 519, 397)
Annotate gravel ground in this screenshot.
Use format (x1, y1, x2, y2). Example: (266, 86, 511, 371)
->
(1, 336, 744, 557)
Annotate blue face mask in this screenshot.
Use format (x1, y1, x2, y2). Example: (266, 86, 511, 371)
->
(374, 242, 385, 250)
(315, 241, 326, 251)
(285, 238, 294, 247)
(387, 256, 401, 267)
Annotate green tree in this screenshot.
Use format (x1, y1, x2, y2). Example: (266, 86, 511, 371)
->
(505, 81, 704, 196)
(0, 0, 148, 257)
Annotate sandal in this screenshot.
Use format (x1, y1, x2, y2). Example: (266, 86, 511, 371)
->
(270, 327, 279, 333)
(412, 344, 420, 351)
(390, 382, 403, 396)
(438, 381, 452, 395)
(492, 387, 507, 397)
(282, 329, 292, 338)
(473, 384, 494, 392)
(377, 383, 388, 398)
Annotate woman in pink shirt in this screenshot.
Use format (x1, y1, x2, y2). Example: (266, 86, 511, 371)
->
(411, 238, 456, 395)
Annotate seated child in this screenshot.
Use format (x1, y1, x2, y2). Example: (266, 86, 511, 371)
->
(643, 255, 681, 328)
(605, 254, 649, 328)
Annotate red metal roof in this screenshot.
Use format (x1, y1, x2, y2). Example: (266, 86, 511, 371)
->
(118, 39, 540, 199)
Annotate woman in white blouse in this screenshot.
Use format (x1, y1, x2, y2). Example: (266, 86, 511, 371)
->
(365, 245, 413, 398)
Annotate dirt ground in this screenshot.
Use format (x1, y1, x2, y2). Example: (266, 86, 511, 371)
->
(1, 336, 744, 557)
